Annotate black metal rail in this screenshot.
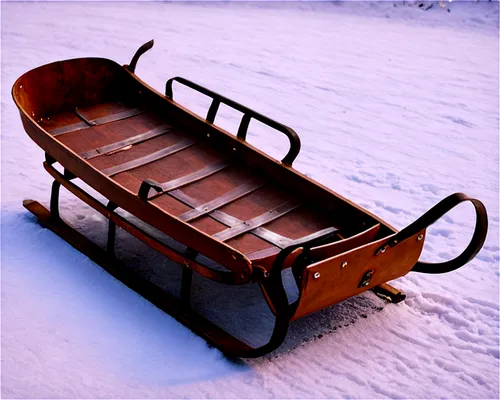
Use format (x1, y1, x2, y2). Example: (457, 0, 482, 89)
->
(165, 76, 301, 166)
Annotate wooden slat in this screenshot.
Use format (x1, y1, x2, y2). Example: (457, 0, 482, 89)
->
(102, 138, 196, 176)
(79, 124, 172, 160)
(178, 179, 264, 222)
(158, 160, 231, 193)
(75, 106, 145, 126)
(249, 227, 293, 248)
(49, 121, 89, 136)
(169, 190, 289, 247)
(213, 199, 302, 242)
(93, 107, 144, 125)
(245, 247, 280, 260)
(168, 189, 322, 249)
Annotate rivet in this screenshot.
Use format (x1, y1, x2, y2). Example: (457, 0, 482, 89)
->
(417, 234, 424, 241)
(19, 85, 23, 88)
(313, 272, 321, 279)
(207, 133, 210, 138)
(204, 207, 209, 211)
(232, 147, 236, 151)
(341, 261, 348, 269)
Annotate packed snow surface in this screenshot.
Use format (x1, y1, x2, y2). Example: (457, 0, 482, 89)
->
(1, 1, 499, 398)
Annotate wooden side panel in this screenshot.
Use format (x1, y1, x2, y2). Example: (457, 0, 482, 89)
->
(292, 230, 426, 320)
(310, 224, 380, 261)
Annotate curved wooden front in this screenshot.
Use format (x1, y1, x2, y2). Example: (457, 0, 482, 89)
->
(292, 231, 426, 320)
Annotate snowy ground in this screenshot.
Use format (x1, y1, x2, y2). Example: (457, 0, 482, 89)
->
(1, 1, 499, 398)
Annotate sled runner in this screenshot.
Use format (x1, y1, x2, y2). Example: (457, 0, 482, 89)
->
(12, 40, 488, 357)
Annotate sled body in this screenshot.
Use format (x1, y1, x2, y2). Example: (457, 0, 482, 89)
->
(12, 41, 488, 357)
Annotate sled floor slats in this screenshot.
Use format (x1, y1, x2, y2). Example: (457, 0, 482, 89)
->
(213, 199, 302, 242)
(168, 188, 291, 250)
(177, 179, 264, 222)
(156, 160, 231, 193)
(79, 123, 172, 160)
(40, 111, 88, 136)
(44, 98, 341, 262)
(74, 103, 144, 126)
(42, 101, 145, 136)
(57, 112, 169, 154)
(102, 138, 196, 176)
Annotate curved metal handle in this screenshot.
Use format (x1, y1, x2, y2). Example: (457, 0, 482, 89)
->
(165, 76, 301, 166)
(375, 193, 488, 274)
(138, 178, 163, 201)
(126, 39, 154, 74)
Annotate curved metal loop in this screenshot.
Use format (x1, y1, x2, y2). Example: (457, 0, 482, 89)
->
(238, 229, 338, 358)
(165, 76, 301, 166)
(126, 39, 154, 74)
(138, 178, 163, 201)
(376, 193, 488, 274)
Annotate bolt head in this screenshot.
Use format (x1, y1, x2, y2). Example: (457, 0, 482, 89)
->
(417, 233, 424, 241)
(313, 272, 321, 279)
(341, 261, 348, 269)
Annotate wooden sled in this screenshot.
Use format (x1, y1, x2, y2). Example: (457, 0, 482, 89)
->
(12, 40, 488, 357)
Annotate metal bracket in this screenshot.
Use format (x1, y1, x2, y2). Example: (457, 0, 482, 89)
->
(358, 270, 374, 288)
(138, 179, 164, 201)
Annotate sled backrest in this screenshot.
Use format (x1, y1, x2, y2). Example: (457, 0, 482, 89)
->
(13, 58, 129, 121)
(292, 229, 426, 320)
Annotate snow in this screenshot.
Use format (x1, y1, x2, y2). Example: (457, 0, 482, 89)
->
(1, 1, 499, 398)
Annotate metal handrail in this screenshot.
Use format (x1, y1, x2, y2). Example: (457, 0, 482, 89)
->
(165, 76, 301, 166)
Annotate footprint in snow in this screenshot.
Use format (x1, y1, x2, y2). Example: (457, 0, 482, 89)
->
(443, 115, 474, 128)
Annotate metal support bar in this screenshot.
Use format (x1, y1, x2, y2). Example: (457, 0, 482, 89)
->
(181, 247, 198, 306)
(106, 202, 118, 257)
(50, 180, 61, 219)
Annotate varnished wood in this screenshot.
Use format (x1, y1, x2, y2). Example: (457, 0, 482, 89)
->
(178, 179, 263, 221)
(49, 121, 89, 136)
(80, 123, 172, 159)
(102, 138, 196, 176)
(157, 160, 230, 193)
(310, 224, 380, 261)
(292, 230, 426, 320)
(213, 199, 302, 242)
